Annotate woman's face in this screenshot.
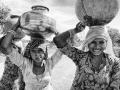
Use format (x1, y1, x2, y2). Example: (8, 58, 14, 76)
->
(88, 38, 107, 55)
(30, 49, 45, 63)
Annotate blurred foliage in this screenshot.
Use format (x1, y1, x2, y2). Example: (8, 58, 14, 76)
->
(108, 27, 120, 58)
(2, 20, 13, 34)
(0, 3, 11, 25)
(108, 27, 120, 47)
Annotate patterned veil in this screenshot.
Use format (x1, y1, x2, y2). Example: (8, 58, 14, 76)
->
(81, 26, 115, 56)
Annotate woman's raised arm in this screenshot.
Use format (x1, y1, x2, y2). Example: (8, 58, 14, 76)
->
(0, 18, 20, 54)
(53, 22, 86, 65)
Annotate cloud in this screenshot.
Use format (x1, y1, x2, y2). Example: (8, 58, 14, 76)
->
(23, 0, 47, 5)
(21, 0, 76, 7)
(3, 0, 31, 15)
(50, 0, 76, 7)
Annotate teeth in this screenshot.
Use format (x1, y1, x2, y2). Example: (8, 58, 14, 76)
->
(94, 50, 100, 51)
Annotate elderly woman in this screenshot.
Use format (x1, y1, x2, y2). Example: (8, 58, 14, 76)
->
(0, 18, 63, 90)
(53, 22, 120, 90)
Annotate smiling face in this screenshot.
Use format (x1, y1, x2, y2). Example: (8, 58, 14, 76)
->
(30, 48, 45, 63)
(88, 38, 107, 55)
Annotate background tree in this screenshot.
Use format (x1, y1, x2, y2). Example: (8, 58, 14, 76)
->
(108, 27, 120, 58)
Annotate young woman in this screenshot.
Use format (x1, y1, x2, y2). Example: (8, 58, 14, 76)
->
(0, 19, 63, 90)
(53, 22, 120, 90)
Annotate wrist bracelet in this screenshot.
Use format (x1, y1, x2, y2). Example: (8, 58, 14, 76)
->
(69, 29, 75, 38)
(7, 30, 16, 35)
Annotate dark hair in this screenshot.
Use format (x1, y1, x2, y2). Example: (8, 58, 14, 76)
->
(30, 33, 44, 40)
(31, 48, 44, 53)
(0, 36, 5, 44)
(0, 36, 6, 54)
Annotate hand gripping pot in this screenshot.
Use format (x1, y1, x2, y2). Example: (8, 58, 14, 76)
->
(75, 0, 119, 26)
(20, 5, 56, 38)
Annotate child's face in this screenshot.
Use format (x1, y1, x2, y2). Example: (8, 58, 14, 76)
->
(30, 48, 45, 63)
(88, 38, 107, 55)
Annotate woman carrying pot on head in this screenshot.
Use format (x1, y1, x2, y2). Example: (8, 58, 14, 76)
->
(53, 21, 120, 90)
(0, 4, 25, 90)
(0, 18, 63, 90)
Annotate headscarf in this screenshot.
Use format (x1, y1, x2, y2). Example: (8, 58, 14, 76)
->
(82, 26, 115, 56)
(24, 36, 44, 60)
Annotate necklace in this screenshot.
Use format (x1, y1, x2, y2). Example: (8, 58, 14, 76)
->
(36, 75, 43, 82)
(90, 54, 105, 72)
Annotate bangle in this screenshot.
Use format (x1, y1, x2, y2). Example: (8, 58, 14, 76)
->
(7, 30, 16, 36)
(69, 29, 75, 38)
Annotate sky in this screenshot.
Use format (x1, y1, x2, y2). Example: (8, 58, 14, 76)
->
(2, 0, 120, 36)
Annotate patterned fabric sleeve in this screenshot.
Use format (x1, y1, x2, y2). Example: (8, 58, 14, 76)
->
(59, 44, 86, 65)
(110, 58, 120, 89)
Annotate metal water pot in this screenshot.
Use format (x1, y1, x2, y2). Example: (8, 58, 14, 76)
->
(20, 5, 57, 38)
(75, 0, 119, 26)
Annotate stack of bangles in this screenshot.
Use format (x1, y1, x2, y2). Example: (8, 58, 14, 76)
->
(69, 29, 76, 38)
(7, 30, 16, 36)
